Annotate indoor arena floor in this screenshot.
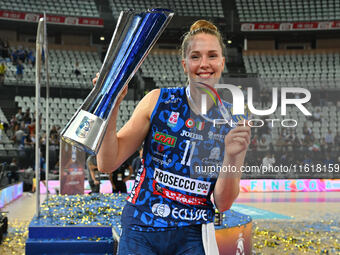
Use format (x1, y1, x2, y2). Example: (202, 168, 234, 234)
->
(0, 192, 339, 255)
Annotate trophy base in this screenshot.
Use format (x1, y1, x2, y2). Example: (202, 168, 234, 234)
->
(61, 110, 105, 155)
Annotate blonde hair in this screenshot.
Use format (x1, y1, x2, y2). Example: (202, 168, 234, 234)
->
(180, 20, 226, 59)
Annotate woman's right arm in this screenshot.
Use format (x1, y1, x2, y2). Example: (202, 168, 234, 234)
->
(96, 88, 160, 173)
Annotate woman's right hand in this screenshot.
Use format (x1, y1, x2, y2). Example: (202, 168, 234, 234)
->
(92, 72, 100, 87)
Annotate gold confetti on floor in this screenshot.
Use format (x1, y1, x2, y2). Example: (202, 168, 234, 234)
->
(0, 219, 339, 254)
(0, 219, 29, 255)
(252, 221, 340, 254)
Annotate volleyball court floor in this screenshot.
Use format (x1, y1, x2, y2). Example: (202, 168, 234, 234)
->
(0, 191, 339, 254)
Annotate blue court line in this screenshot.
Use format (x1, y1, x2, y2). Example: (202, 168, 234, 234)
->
(231, 204, 292, 220)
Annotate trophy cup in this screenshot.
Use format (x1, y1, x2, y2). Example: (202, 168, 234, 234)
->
(61, 9, 174, 154)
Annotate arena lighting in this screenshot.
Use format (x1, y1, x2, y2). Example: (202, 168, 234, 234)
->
(227, 40, 232, 44)
(100, 36, 105, 41)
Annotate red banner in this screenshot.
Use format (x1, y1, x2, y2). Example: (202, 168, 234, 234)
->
(241, 20, 340, 31)
(0, 10, 103, 27)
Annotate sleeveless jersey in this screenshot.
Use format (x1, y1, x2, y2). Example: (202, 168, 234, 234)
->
(121, 87, 245, 231)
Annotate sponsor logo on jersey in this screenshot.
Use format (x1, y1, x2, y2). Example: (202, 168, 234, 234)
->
(153, 168, 210, 195)
(185, 118, 195, 128)
(164, 95, 181, 104)
(151, 202, 208, 221)
(208, 131, 225, 142)
(153, 181, 207, 206)
(153, 131, 177, 147)
(151, 203, 171, 217)
(153, 151, 168, 158)
(209, 147, 221, 160)
(152, 156, 172, 166)
(157, 144, 164, 152)
(196, 121, 205, 130)
(180, 130, 203, 141)
(167, 112, 179, 128)
(185, 118, 205, 130)
(172, 207, 208, 221)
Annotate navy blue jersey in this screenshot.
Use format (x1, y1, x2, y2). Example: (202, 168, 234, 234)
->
(122, 87, 244, 231)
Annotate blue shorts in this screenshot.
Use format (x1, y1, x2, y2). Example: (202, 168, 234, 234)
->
(117, 225, 205, 255)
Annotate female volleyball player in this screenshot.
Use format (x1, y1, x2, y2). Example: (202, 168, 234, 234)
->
(95, 20, 251, 255)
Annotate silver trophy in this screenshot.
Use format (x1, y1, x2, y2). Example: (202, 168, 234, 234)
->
(61, 9, 174, 154)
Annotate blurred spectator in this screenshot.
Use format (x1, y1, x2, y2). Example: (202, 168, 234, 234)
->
(27, 50, 35, 67)
(262, 153, 275, 168)
(311, 107, 321, 122)
(23, 108, 32, 124)
(24, 134, 34, 168)
(303, 153, 313, 166)
(86, 155, 100, 194)
(257, 136, 270, 152)
(284, 130, 295, 151)
(74, 61, 81, 76)
(0, 38, 9, 58)
(16, 60, 24, 80)
(11, 49, 18, 65)
(109, 159, 133, 193)
(302, 132, 314, 151)
(10, 115, 18, 128)
(17, 47, 27, 63)
(27, 121, 36, 136)
(0, 121, 3, 141)
(132, 147, 143, 175)
(277, 152, 288, 165)
(302, 122, 312, 136)
(249, 134, 258, 151)
(12, 123, 25, 146)
(8, 158, 19, 184)
(275, 133, 285, 152)
(0, 61, 6, 85)
(324, 129, 334, 152)
(292, 134, 302, 151)
(310, 138, 321, 153)
(50, 125, 58, 138)
(15, 107, 24, 122)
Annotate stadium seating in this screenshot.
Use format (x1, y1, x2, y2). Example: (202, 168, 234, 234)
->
(141, 50, 187, 88)
(0, 108, 11, 144)
(243, 49, 340, 89)
(108, 0, 224, 19)
(13, 96, 138, 131)
(235, 0, 340, 22)
(3, 45, 101, 89)
(0, 0, 100, 17)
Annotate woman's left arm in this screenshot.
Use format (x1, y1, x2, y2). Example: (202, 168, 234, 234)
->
(213, 123, 251, 212)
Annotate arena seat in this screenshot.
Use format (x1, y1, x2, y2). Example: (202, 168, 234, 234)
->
(243, 49, 340, 89)
(108, 0, 224, 19)
(2, 46, 101, 89)
(236, 0, 340, 22)
(1, 0, 100, 18)
(13, 96, 139, 132)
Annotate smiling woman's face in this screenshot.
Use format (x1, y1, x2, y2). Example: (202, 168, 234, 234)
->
(182, 33, 225, 85)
